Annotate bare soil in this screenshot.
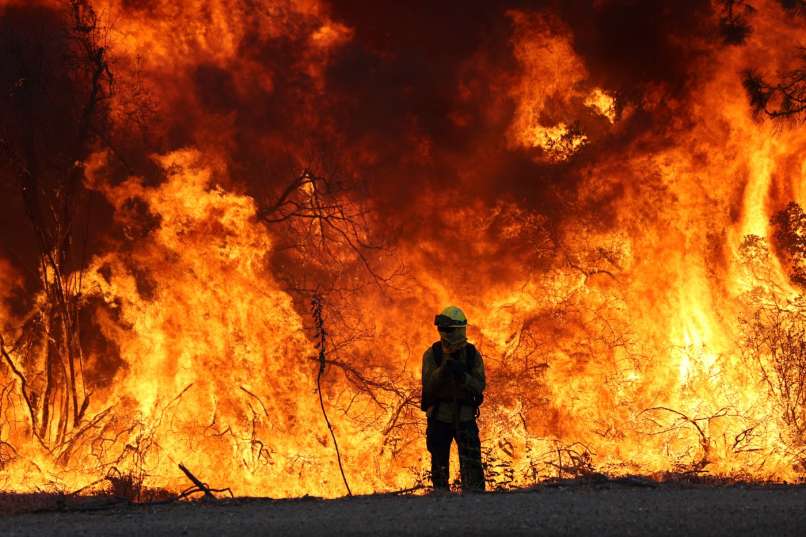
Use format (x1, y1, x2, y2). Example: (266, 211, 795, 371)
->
(2, 482, 806, 536)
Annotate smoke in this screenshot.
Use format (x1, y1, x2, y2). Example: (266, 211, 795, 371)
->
(2, 1, 794, 256)
(106, 1, 728, 233)
(0, 0, 790, 364)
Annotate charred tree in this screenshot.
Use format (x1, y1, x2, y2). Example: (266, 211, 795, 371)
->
(311, 293, 352, 496)
(0, 1, 112, 446)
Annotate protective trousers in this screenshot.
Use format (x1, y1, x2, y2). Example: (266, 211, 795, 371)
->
(426, 417, 484, 491)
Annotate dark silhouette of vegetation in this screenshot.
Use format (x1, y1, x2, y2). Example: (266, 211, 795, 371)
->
(0, 1, 112, 447)
(718, 0, 755, 44)
(778, 0, 806, 14)
(744, 54, 806, 121)
(721, 0, 806, 119)
(771, 202, 806, 288)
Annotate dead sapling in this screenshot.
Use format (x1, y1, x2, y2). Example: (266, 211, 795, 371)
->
(311, 293, 352, 496)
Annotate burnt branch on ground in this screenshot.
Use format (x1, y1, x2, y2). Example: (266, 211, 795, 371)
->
(177, 463, 218, 502)
(543, 441, 597, 480)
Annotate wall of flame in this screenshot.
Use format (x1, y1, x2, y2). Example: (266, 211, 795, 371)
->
(1, 0, 805, 497)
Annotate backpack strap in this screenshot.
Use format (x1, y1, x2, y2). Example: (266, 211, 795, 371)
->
(431, 341, 443, 366)
(462, 343, 483, 409)
(464, 343, 477, 370)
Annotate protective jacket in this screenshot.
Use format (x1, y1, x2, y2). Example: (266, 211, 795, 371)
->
(421, 342, 485, 423)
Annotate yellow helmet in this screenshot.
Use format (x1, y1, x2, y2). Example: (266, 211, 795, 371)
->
(434, 305, 468, 329)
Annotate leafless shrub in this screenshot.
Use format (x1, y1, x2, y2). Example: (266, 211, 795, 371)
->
(105, 466, 143, 502)
(737, 229, 806, 470)
(740, 300, 806, 447)
(405, 465, 431, 493)
(543, 441, 596, 479)
(0, 0, 113, 449)
(640, 406, 733, 473)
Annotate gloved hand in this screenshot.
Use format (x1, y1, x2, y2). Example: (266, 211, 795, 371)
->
(446, 359, 466, 380)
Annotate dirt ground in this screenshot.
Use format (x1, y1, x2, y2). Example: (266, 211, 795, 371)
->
(2, 483, 806, 537)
